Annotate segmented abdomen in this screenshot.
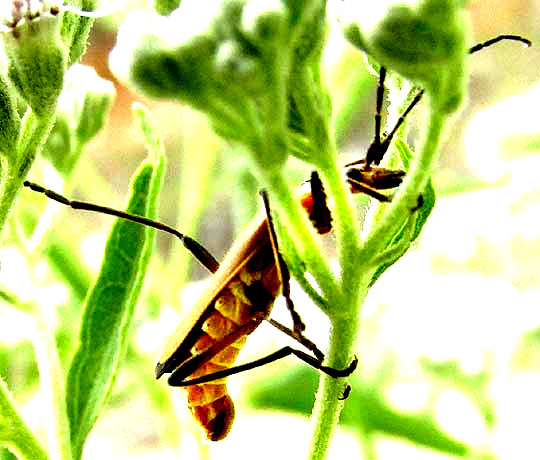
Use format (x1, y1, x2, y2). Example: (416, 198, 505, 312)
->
(184, 242, 279, 441)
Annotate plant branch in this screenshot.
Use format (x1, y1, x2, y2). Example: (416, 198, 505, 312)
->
(0, 111, 56, 235)
(307, 304, 366, 460)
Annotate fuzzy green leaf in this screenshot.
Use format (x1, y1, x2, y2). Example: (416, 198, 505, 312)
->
(61, 1, 100, 65)
(395, 138, 436, 242)
(65, 141, 165, 460)
(367, 138, 435, 287)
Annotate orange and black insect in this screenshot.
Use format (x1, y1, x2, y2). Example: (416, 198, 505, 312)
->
(24, 34, 530, 442)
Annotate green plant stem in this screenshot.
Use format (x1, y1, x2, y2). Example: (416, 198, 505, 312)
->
(0, 111, 56, 235)
(318, 156, 363, 305)
(306, 98, 448, 460)
(0, 377, 49, 460)
(0, 292, 70, 460)
(290, 62, 364, 309)
(307, 299, 366, 460)
(263, 136, 369, 459)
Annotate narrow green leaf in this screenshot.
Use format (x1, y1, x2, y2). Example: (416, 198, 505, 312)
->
(66, 132, 165, 460)
(0, 377, 49, 460)
(130, 103, 167, 308)
(132, 103, 165, 162)
(342, 384, 469, 456)
(368, 138, 436, 287)
(46, 239, 92, 302)
(395, 138, 436, 241)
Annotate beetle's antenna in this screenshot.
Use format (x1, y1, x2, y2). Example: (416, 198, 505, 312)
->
(469, 34, 531, 54)
(363, 33, 531, 168)
(24, 181, 220, 274)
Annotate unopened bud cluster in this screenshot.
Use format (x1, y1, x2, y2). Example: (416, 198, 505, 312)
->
(0, 0, 62, 32)
(340, 0, 469, 114)
(0, 0, 100, 117)
(0, 0, 111, 173)
(111, 0, 329, 172)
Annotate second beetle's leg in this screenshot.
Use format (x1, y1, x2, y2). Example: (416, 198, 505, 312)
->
(260, 190, 305, 335)
(260, 190, 326, 361)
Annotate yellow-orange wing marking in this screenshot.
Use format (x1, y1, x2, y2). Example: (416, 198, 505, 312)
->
(155, 212, 282, 440)
(155, 212, 274, 372)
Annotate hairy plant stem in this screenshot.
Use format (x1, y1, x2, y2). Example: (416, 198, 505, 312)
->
(307, 295, 366, 460)
(0, 111, 56, 235)
(261, 129, 370, 459)
(318, 156, 363, 305)
(307, 98, 448, 460)
(305, 156, 370, 460)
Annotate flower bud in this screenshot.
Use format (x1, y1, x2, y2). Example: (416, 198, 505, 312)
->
(1, 1, 67, 116)
(341, 0, 469, 113)
(110, 8, 218, 108)
(111, 1, 331, 172)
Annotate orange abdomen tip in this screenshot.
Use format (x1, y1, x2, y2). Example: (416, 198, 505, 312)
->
(191, 394, 235, 442)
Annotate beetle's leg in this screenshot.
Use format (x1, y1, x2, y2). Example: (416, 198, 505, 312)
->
(170, 345, 358, 387)
(165, 319, 262, 384)
(363, 66, 386, 167)
(260, 190, 305, 336)
(374, 37, 531, 167)
(259, 190, 327, 360)
(24, 181, 221, 273)
(266, 318, 324, 361)
(354, 35, 532, 169)
(346, 65, 416, 168)
(339, 384, 352, 401)
(376, 90, 424, 164)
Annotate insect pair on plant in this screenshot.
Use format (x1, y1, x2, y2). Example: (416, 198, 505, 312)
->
(24, 34, 531, 441)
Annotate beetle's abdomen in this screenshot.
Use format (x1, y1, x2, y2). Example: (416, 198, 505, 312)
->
(183, 243, 279, 441)
(189, 394, 235, 442)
